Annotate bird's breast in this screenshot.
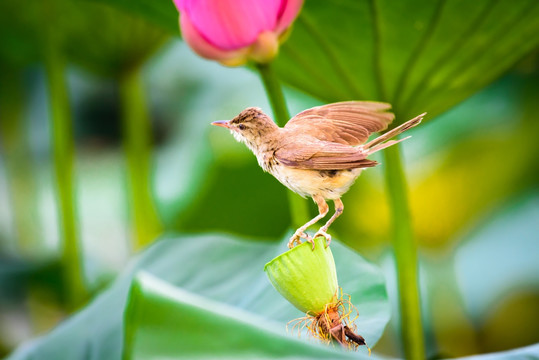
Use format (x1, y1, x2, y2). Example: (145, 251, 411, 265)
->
(256, 151, 277, 173)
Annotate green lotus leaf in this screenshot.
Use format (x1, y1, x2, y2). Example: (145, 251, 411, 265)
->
(6, 233, 389, 359)
(124, 272, 366, 359)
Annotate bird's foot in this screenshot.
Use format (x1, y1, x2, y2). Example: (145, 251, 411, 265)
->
(313, 229, 332, 248)
(287, 229, 312, 249)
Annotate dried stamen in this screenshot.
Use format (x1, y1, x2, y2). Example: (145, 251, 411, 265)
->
(286, 289, 371, 354)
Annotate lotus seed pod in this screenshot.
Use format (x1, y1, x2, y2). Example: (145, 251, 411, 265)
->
(264, 238, 338, 314)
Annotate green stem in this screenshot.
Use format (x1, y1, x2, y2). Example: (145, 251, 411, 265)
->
(256, 63, 290, 127)
(44, 40, 88, 309)
(119, 68, 162, 251)
(0, 69, 41, 256)
(383, 144, 425, 360)
(256, 62, 309, 228)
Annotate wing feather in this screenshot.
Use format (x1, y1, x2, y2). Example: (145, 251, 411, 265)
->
(284, 101, 395, 146)
(274, 138, 378, 170)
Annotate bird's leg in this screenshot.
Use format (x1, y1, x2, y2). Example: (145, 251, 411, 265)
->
(288, 195, 329, 249)
(314, 198, 344, 247)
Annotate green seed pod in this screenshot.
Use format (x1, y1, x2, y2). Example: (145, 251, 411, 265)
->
(264, 238, 338, 314)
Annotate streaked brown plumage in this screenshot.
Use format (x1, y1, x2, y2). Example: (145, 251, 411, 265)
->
(212, 101, 425, 249)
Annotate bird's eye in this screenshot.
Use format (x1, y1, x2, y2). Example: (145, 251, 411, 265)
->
(238, 124, 246, 130)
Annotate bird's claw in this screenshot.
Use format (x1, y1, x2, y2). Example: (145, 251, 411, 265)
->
(287, 230, 312, 249)
(313, 229, 332, 248)
(287, 236, 301, 249)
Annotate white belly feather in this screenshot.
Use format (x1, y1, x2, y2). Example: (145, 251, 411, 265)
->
(269, 165, 363, 200)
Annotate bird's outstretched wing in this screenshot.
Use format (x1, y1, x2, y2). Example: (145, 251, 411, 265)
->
(274, 137, 378, 170)
(284, 101, 395, 146)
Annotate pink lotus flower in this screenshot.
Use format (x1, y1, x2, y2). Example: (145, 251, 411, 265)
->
(173, 0, 304, 66)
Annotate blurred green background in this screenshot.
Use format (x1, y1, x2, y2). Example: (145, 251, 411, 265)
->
(1, 0, 538, 359)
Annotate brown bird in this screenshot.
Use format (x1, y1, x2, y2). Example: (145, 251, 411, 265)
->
(212, 101, 425, 249)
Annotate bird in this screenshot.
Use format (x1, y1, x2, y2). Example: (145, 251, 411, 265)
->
(211, 101, 425, 249)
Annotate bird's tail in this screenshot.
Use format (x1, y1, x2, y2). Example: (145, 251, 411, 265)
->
(363, 112, 426, 154)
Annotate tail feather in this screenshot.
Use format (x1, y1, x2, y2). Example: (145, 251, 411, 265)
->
(364, 112, 425, 152)
(367, 136, 410, 154)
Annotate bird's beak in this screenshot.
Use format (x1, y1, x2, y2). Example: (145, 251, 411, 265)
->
(211, 120, 231, 129)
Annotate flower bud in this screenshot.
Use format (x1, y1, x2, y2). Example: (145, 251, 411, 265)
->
(173, 0, 303, 66)
(264, 237, 338, 314)
(265, 238, 369, 351)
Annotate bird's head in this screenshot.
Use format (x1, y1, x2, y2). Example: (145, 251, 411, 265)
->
(212, 107, 279, 152)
